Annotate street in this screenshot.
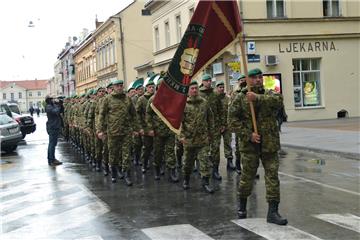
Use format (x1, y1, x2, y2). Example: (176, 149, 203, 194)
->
(1, 115, 359, 240)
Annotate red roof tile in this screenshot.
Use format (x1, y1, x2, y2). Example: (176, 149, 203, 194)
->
(0, 80, 48, 90)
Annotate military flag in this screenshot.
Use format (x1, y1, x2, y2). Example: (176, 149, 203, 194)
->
(151, 0, 242, 134)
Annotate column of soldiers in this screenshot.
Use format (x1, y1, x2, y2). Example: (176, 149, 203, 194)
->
(61, 68, 287, 225)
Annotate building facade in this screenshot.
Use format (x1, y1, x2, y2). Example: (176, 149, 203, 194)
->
(144, 0, 360, 121)
(74, 33, 98, 95)
(0, 80, 48, 112)
(57, 45, 77, 97)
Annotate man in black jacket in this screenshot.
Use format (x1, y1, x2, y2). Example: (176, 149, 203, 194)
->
(45, 95, 63, 166)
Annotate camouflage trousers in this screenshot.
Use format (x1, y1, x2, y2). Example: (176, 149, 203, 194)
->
(108, 135, 132, 171)
(183, 145, 211, 178)
(238, 152, 280, 202)
(235, 134, 241, 162)
(141, 135, 153, 165)
(211, 132, 221, 166)
(102, 137, 109, 165)
(95, 136, 103, 162)
(222, 130, 233, 159)
(153, 135, 175, 169)
(175, 137, 184, 166)
(133, 135, 142, 162)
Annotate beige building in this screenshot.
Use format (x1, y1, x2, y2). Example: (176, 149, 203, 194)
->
(74, 32, 98, 95)
(143, 0, 359, 121)
(93, 0, 153, 89)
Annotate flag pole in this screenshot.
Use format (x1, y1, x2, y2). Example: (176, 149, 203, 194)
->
(238, 33, 258, 134)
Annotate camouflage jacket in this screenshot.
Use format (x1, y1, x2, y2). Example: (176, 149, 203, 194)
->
(86, 99, 96, 130)
(95, 96, 106, 133)
(217, 92, 230, 128)
(99, 91, 139, 136)
(146, 95, 173, 137)
(228, 87, 282, 153)
(180, 96, 214, 147)
(136, 92, 153, 133)
(199, 86, 223, 131)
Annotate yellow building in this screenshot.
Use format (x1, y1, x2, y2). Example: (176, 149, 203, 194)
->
(94, 0, 153, 89)
(143, 0, 360, 121)
(74, 33, 97, 95)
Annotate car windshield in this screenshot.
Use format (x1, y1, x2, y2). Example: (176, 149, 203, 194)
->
(0, 114, 15, 125)
(8, 105, 21, 114)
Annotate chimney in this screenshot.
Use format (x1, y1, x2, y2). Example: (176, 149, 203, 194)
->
(95, 15, 103, 28)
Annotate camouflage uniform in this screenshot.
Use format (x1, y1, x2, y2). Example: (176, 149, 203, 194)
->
(180, 95, 214, 178)
(136, 92, 154, 171)
(228, 86, 282, 202)
(199, 85, 224, 178)
(146, 96, 176, 174)
(99, 91, 138, 173)
(217, 92, 233, 160)
(131, 94, 142, 165)
(87, 97, 97, 165)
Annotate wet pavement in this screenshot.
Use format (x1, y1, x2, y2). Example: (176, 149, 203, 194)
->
(1, 115, 359, 240)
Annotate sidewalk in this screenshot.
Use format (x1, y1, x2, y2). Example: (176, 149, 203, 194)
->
(280, 117, 360, 159)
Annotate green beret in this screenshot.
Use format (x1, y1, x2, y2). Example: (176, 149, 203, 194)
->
(86, 89, 93, 96)
(80, 93, 86, 98)
(133, 78, 144, 89)
(216, 80, 224, 87)
(248, 68, 263, 77)
(111, 79, 124, 85)
(202, 74, 212, 81)
(189, 80, 198, 86)
(237, 74, 246, 80)
(106, 82, 113, 88)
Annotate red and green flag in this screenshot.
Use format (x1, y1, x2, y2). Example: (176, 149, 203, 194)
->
(151, 0, 242, 134)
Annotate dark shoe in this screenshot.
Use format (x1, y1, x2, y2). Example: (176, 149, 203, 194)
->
(237, 198, 247, 219)
(235, 158, 241, 175)
(124, 170, 133, 186)
(111, 166, 117, 183)
(183, 175, 190, 190)
(154, 166, 161, 180)
(227, 158, 236, 170)
(103, 163, 109, 176)
(169, 168, 179, 183)
(212, 165, 222, 180)
(201, 177, 214, 194)
(52, 159, 63, 166)
(267, 201, 288, 225)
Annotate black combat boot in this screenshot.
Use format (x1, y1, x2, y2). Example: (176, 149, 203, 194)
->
(154, 166, 161, 180)
(235, 157, 241, 175)
(124, 170, 133, 186)
(103, 163, 109, 176)
(212, 165, 222, 180)
(201, 177, 214, 194)
(267, 201, 288, 225)
(237, 198, 247, 219)
(183, 175, 190, 190)
(227, 158, 236, 170)
(169, 168, 179, 183)
(111, 166, 118, 183)
(118, 167, 124, 179)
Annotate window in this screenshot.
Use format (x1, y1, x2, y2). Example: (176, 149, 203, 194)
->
(29, 92, 32, 97)
(165, 21, 170, 47)
(38, 91, 41, 96)
(292, 59, 321, 108)
(189, 7, 195, 20)
(18, 92, 22, 99)
(323, 0, 340, 17)
(154, 26, 160, 51)
(267, 0, 285, 18)
(11, 93, 14, 100)
(3, 93, 6, 99)
(176, 15, 182, 43)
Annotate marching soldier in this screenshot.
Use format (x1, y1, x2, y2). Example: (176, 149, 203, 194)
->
(180, 80, 214, 194)
(228, 68, 287, 225)
(132, 80, 144, 166)
(199, 74, 224, 180)
(146, 79, 178, 182)
(98, 79, 139, 186)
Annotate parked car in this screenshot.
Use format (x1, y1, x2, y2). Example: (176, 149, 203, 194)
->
(0, 103, 36, 139)
(0, 112, 23, 153)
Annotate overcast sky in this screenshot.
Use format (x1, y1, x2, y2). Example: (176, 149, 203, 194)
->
(0, 0, 134, 80)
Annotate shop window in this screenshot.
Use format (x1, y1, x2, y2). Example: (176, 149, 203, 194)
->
(323, 0, 340, 17)
(292, 59, 321, 108)
(267, 0, 285, 18)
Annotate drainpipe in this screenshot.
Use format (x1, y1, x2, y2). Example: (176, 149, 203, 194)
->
(111, 16, 127, 82)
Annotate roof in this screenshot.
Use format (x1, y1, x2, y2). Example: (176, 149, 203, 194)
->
(0, 80, 48, 90)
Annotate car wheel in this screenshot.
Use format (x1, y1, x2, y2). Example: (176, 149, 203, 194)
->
(3, 145, 17, 153)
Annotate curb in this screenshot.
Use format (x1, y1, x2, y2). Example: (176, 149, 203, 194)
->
(281, 144, 360, 160)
